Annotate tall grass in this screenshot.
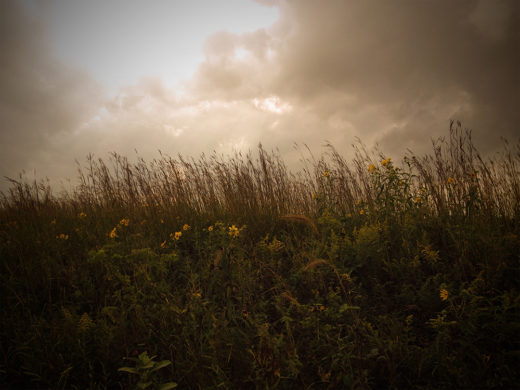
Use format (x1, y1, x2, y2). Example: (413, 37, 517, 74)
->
(1, 123, 519, 389)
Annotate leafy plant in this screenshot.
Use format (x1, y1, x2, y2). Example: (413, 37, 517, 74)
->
(118, 351, 177, 390)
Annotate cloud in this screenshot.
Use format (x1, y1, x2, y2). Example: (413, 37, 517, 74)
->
(0, 0, 104, 187)
(183, 0, 519, 159)
(1, 0, 518, 192)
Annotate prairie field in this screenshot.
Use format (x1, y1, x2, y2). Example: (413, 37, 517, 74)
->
(1, 126, 519, 389)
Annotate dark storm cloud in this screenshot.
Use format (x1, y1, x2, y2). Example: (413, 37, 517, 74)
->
(0, 0, 104, 187)
(195, 0, 518, 155)
(270, 0, 519, 153)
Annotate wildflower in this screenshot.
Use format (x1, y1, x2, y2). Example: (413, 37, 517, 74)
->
(77, 312, 94, 333)
(208, 225, 214, 232)
(323, 170, 329, 177)
(78, 212, 87, 218)
(359, 209, 365, 215)
(228, 224, 240, 238)
(380, 157, 391, 166)
(119, 218, 130, 226)
(341, 273, 352, 282)
(192, 292, 201, 298)
(109, 227, 117, 238)
(56, 233, 69, 240)
(440, 288, 449, 301)
(318, 305, 325, 312)
(369, 164, 375, 173)
(171, 231, 182, 240)
(447, 177, 456, 185)
(183, 224, 190, 231)
(160, 240, 167, 248)
(356, 199, 362, 205)
(414, 197, 421, 204)
(312, 193, 316, 199)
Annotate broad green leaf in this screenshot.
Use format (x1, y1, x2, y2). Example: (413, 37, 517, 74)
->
(118, 367, 139, 374)
(151, 360, 171, 372)
(158, 382, 178, 390)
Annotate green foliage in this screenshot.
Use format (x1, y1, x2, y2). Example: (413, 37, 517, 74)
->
(0, 126, 519, 388)
(118, 351, 177, 390)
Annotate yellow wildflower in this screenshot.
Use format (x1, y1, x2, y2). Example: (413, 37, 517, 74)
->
(56, 233, 69, 240)
(414, 197, 421, 204)
(192, 292, 201, 298)
(183, 224, 190, 231)
(447, 177, 456, 185)
(78, 212, 87, 218)
(369, 164, 375, 173)
(312, 193, 316, 199)
(440, 288, 449, 301)
(208, 225, 214, 232)
(359, 209, 365, 215)
(381, 157, 391, 166)
(109, 227, 118, 238)
(405, 314, 414, 326)
(171, 231, 182, 240)
(228, 224, 240, 238)
(323, 170, 329, 177)
(119, 218, 130, 226)
(160, 240, 167, 248)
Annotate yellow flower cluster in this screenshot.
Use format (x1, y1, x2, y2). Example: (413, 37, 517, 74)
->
(109, 227, 117, 238)
(380, 157, 391, 166)
(447, 177, 456, 185)
(440, 288, 449, 301)
(228, 224, 240, 238)
(369, 164, 375, 173)
(78, 212, 87, 218)
(119, 218, 130, 226)
(323, 170, 329, 177)
(56, 233, 69, 240)
(183, 224, 190, 231)
(170, 231, 182, 240)
(208, 225, 214, 232)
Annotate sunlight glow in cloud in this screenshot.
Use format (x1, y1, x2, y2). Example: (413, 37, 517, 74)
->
(253, 96, 293, 114)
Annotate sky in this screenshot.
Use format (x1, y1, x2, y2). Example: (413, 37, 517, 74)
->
(1, 0, 518, 192)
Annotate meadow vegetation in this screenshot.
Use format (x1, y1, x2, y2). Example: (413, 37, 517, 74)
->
(1, 123, 519, 389)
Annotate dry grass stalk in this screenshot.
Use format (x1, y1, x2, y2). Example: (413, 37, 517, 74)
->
(213, 249, 223, 268)
(303, 258, 329, 271)
(281, 214, 319, 234)
(280, 291, 300, 306)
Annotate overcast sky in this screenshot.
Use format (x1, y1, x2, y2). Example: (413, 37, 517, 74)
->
(1, 0, 518, 191)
